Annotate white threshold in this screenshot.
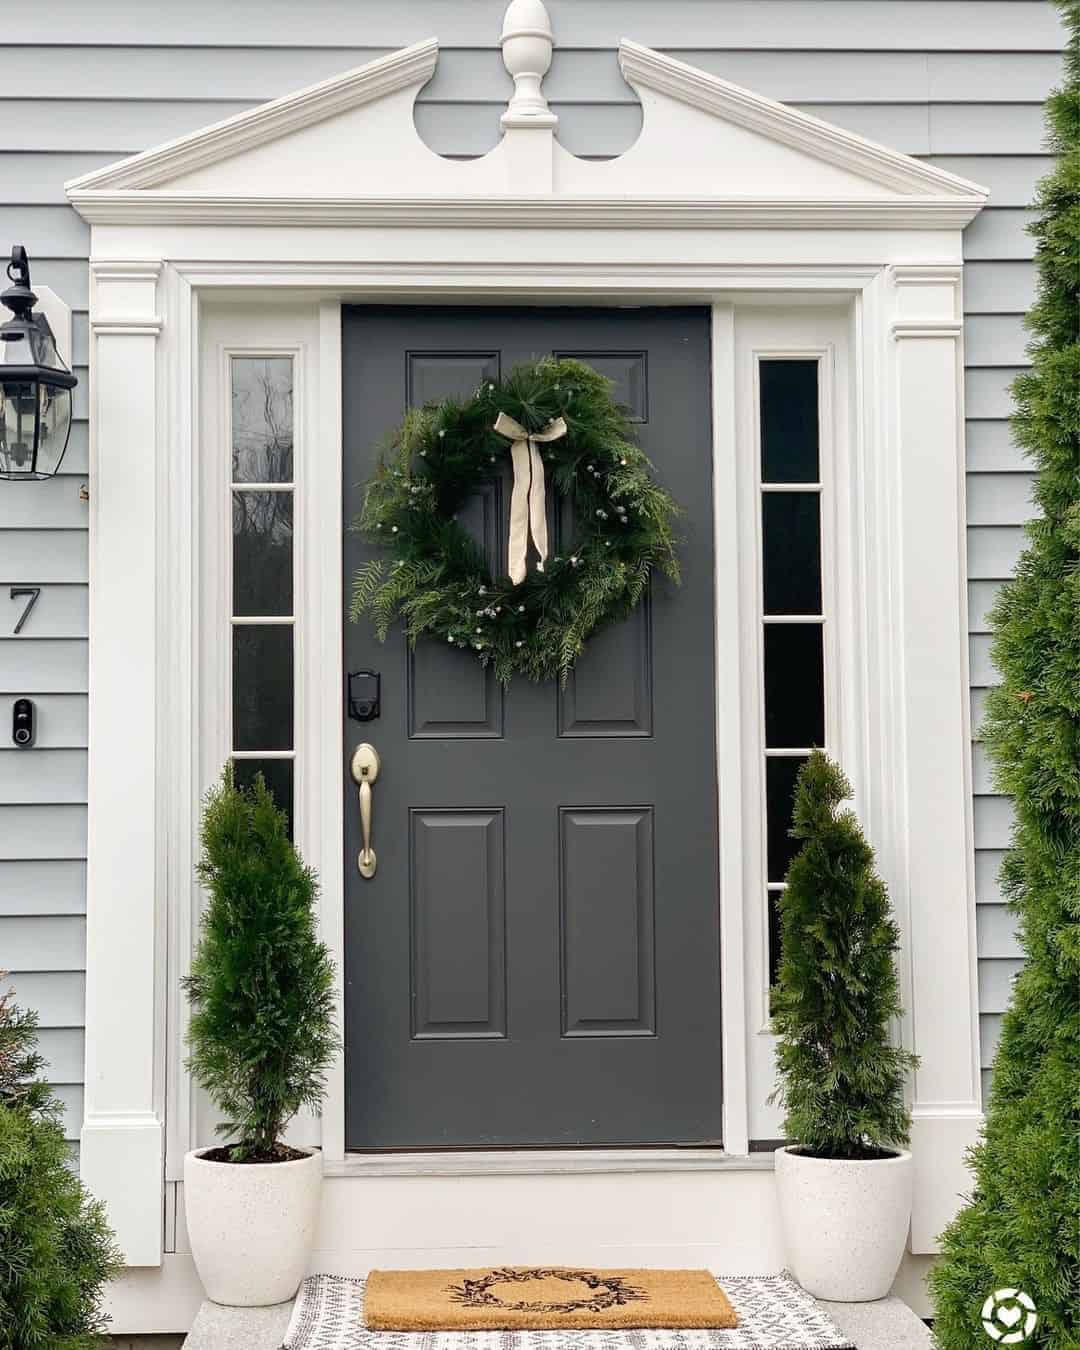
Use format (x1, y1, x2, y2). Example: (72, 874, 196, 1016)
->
(323, 1149, 776, 1178)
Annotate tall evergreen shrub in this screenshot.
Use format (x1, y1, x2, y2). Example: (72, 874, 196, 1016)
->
(770, 751, 919, 1159)
(929, 4, 1080, 1342)
(183, 768, 338, 1162)
(0, 983, 122, 1349)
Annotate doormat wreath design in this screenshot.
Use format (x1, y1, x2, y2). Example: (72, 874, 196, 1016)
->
(283, 1272, 856, 1350)
(448, 1267, 646, 1315)
(350, 358, 681, 684)
(365, 1266, 736, 1330)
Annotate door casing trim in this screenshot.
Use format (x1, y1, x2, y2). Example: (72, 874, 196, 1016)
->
(84, 253, 980, 1265)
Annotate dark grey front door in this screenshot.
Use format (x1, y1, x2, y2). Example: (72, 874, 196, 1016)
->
(342, 307, 721, 1149)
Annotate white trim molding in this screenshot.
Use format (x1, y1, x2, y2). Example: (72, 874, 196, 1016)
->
(888, 264, 983, 1253)
(67, 21, 984, 1276)
(82, 259, 165, 1267)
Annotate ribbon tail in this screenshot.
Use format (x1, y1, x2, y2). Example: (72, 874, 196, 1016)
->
(528, 441, 549, 572)
(507, 440, 532, 586)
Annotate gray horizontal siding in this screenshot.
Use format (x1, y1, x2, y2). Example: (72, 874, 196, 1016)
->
(1, 97, 1050, 160)
(9, 1, 1068, 50)
(0, 860, 87, 914)
(0, 4, 1057, 1149)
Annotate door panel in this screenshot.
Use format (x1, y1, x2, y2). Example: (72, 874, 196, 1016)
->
(342, 306, 721, 1149)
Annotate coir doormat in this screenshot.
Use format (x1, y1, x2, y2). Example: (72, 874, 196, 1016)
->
(365, 1267, 737, 1330)
(283, 1272, 856, 1349)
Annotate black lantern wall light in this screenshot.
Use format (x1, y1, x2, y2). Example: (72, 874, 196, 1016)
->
(0, 245, 77, 481)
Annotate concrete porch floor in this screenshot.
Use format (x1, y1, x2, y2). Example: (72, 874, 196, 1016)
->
(182, 1292, 933, 1349)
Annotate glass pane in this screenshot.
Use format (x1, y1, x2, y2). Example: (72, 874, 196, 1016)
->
(766, 754, 808, 883)
(233, 624, 293, 751)
(762, 493, 822, 615)
(0, 381, 37, 475)
(233, 758, 294, 838)
(763, 624, 824, 748)
(233, 491, 293, 616)
(768, 891, 783, 987)
(38, 385, 72, 476)
(231, 357, 293, 483)
(760, 359, 819, 483)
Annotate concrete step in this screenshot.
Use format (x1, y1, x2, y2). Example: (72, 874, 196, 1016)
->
(183, 1292, 932, 1349)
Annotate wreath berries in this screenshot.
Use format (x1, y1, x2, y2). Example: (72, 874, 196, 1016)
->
(350, 357, 680, 684)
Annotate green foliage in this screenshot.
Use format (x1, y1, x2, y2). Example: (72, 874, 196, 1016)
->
(350, 357, 681, 683)
(769, 752, 919, 1159)
(183, 767, 339, 1161)
(0, 987, 122, 1350)
(930, 7, 1080, 1343)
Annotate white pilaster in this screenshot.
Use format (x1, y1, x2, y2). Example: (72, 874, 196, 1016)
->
(889, 265, 983, 1253)
(81, 259, 165, 1267)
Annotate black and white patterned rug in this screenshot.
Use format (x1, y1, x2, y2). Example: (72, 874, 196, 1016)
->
(282, 1274, 854, 1350)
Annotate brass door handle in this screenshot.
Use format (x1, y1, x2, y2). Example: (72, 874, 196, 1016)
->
(350, 743, 381, 878)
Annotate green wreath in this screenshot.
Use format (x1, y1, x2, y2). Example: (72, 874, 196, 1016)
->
(349, 358, 680, 684)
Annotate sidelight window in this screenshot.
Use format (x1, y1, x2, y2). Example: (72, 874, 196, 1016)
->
(757, 358, 826, 985)
(229, 356, 296, 828)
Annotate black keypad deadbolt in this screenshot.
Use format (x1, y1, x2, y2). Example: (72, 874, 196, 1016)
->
(12, 698, 34, 748)
(348, 670, 381, 723)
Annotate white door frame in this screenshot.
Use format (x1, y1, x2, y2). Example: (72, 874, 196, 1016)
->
(70, 32, 985, 1269)
(84, 255, 981, 1268)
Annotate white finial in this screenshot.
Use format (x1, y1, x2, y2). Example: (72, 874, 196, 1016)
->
(500, 0, 557, 128)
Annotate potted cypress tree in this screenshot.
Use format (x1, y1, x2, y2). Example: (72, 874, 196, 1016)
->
(771, 751, 919, 1301)
(183, 768, 338, 1307)
(0, 980, 122, 1348)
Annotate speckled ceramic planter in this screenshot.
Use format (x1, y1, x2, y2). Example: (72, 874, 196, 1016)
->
(774, 1145, 913, 1302)
(183, 1146, 322, 1307)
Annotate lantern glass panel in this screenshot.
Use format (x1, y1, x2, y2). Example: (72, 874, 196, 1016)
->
(37, 382, 72, 476)
(0, 380, 39, 476)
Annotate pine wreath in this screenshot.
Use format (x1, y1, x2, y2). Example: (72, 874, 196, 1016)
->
(349, 357, 680, 683)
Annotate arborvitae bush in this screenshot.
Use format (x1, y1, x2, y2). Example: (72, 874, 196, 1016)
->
(929, 3, 1080, 1343)
(0, 984, 122, 1349)
(183, 768, 338, 1162)
(770, 751, 919, 1159)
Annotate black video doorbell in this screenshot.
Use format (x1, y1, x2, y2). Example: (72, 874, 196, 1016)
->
(12, 698, 34, 748)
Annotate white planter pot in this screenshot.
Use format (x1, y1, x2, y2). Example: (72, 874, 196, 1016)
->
(774, 1145, 913, 1302)
(183, 1146, 322, 1306)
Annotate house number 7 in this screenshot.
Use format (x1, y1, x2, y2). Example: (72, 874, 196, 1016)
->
(10, 587, 41, 635)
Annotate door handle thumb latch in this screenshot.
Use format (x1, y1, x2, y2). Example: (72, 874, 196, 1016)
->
(350, 743, 381, 878)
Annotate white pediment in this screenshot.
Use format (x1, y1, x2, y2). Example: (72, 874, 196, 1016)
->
(66, 16, 986, 229)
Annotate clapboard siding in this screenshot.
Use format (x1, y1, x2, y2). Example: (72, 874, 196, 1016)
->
(2, 47, 1066, 104)
(967, 419, 1031, 472)
(0, 967, 85, 1142)
(0, 475, 90, 528)
(0, 531, 87, 582)
(0, 970, 85, 1026)
(0, 805, 87, 859)
(0, 749, 87, 804)
(0, 4, 1058, 1151)
(0, 638, 89, 692)
(0, 915, 86, 971)
(966, 316, 1029, 369)
(10, 1, 1068, 50)
(0, 859, 87, 914)
(5, 97, 1051, 161)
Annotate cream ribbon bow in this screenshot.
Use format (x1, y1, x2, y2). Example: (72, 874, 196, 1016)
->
(493, 411, 567, 585)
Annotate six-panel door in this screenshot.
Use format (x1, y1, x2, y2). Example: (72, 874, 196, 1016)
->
(342, 307, 722, 1148)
